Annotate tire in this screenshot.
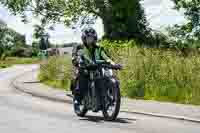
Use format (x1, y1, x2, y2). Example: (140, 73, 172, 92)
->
(73, 97, 88, 117)
(102, 79, 121, 121)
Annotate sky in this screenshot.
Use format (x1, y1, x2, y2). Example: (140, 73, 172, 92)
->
(0, 0, 186, 45)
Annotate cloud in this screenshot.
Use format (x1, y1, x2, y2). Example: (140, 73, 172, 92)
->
(48, 24, 82, 44)
(0, 4, 39, 44)
(143, 0, 186, 29)
(142, 0, 163, 6)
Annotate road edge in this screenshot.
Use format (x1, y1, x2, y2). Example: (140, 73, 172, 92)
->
(11, 69, 200, 123)
(11, 69, 73, 104)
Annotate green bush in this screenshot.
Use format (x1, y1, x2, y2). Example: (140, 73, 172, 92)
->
(10, 46, 33, 57)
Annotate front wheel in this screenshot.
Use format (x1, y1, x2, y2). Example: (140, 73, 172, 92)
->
(73, 97, 88, 117)
(102, 79, 121, 121)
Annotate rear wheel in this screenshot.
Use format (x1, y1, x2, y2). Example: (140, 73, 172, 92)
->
(102, 80, 121, 121)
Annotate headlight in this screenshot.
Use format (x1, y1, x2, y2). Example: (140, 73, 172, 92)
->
(103, 69, 113, 77)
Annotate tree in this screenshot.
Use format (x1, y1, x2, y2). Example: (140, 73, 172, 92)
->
(0, 19, 29, 58)
(90, 0, 149, 40)
(33, 24, 46, 40)
(171, 0, 200, 40)
(1, 0, 149, 41)
(39, 34, 50, 50)
(0, 20, 7, 57)
(33, 24, 50, 50)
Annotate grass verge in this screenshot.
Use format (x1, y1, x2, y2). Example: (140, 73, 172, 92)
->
(0, 57, 40, 69)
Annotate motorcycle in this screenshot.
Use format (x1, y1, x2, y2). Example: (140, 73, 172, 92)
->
(72, 62, 122, 121)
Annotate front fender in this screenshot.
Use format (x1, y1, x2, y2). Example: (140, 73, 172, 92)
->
(107, 77, 120, 88)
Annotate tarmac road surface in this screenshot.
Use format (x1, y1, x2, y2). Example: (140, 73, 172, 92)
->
(0, 65, 200, 133)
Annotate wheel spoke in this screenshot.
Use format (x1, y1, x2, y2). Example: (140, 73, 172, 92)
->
(104, 87, 117, 117)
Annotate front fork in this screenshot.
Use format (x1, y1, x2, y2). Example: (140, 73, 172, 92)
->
(91, 81, 97, 109)
(104, 77, 120, 106)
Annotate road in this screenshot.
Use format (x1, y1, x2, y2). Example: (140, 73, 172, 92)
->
(0, 65, 200, 133)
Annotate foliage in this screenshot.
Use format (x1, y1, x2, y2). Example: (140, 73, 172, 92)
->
(0, 20, 7, 57)
(169, 0, 200, 44)
(101, 32, 171, 49)
(166, 25, 200, 50)
(0, 63, 11, 69)
(9, 46, 32, 57)
(0, 0, 149, 41)
(100, 0, 149, 40)
(0, 19, 27, 58)
(33, 24, 51, 50)
(0, 19, 41, 58)
(142, 31, 172, 48)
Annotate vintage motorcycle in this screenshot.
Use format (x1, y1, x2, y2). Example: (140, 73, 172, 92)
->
(72, 62, 122, 121)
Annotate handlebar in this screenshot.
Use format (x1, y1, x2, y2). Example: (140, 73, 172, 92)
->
(79, 63, 123, 70)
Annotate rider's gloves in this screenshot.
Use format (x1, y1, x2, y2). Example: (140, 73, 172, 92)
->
(107, 59, 115, 65)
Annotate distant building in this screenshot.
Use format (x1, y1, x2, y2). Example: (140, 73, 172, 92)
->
(45, 47, 73, 56)
(57, 47, 73, 55)
(62, 42, 80, 48)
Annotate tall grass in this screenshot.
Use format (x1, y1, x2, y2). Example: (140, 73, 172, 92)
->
(101, 40, 200, 105)
(38, 55, 73, 90)
(39, 40, 200, 105)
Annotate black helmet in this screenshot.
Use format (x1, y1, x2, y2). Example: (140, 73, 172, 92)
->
(81, 27, 97, 47)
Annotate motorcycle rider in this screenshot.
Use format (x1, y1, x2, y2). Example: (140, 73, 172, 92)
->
(71, 27, 115, 111)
